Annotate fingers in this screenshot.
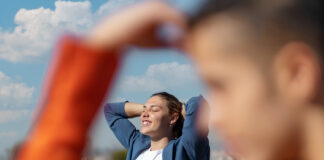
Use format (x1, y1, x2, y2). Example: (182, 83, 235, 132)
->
(148, 1, 187, 30)
(137, 1, 187, 47)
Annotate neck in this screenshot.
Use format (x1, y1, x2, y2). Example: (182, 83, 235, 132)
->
(302, 106, 324, 160)
(150, 134, 173, 151)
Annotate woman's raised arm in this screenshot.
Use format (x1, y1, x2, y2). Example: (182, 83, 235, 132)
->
(125, 102, 144, 118)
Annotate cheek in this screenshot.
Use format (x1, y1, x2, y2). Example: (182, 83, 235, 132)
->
(231, 77, 269, 130)
(208, 68, 270, 132)
(208, 66, 289, 150)
(151, 113, 168, 127)
(230, 74, 285, 143)
(223, 78, 298, 157)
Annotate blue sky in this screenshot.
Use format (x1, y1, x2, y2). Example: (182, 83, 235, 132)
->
(0, 0, 220, 158)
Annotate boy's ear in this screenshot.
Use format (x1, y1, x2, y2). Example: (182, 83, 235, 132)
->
(273, 42, 321, 106)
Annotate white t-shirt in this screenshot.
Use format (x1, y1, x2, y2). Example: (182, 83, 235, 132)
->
(135, 148, 163, 160)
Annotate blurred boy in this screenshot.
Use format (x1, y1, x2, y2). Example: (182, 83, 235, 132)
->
(186, 0, 324, 159)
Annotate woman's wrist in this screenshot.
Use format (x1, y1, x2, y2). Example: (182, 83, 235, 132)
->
(125, 102, 144, 118)
(85, 32, 123, 53)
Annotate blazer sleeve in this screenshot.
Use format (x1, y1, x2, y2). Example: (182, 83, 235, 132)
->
(17, 35, 121, 160)
(180, 96, 210, 159)
(104, 102, 141, 150)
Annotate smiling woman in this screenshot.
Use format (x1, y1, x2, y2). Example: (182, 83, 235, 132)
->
(104, 92, 210, 160)
(142, 92, 184, 140)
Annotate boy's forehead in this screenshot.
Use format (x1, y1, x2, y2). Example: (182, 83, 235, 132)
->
(186, 14, 270, 79)
(186, 13, 258, 58)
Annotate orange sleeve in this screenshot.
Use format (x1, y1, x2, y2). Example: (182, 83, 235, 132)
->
(17, 35, 121, 160)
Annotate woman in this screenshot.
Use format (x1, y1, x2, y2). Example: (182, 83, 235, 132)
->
(104, 92, 210, 160)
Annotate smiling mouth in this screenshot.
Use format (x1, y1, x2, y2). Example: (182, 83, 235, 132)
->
(142, 120, 152, 127)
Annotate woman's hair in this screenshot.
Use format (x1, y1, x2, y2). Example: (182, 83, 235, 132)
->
(151, 92, 184, 139)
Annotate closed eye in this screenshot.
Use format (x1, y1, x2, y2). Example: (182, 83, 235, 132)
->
(206, 78, 225, 91)
(152, 108, 160, 112)
(151, 105, 161, 112)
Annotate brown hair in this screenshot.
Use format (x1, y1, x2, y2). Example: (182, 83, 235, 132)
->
(151, 92, 184, 139)
(189, 0, 324, 60)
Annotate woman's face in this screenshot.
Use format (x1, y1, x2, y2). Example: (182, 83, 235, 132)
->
(140, 96, 171, 138)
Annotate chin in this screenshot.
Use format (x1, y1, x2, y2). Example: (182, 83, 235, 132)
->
(141, 129, 157, 137)
(141, 129, 150, 135)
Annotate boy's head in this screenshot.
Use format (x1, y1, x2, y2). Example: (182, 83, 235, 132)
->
(185, 0, 324, 159)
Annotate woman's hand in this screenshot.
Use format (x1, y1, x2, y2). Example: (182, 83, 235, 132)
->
(86, 1, 186, 51)
(182, 102, 186, 119)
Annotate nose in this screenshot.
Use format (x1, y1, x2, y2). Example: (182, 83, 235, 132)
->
(210, 107, 222, 129)
(196, 100, 210, 135)
(142, 110, 149, 118)
(209, 99, 225, 131)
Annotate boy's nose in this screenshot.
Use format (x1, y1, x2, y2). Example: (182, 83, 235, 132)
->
(209, 100, 225, 131)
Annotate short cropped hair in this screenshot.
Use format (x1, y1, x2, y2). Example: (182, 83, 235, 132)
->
(189, 0, 324, 61)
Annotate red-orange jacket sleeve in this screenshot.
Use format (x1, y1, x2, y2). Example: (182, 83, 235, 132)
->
(17, 35, 121, 160)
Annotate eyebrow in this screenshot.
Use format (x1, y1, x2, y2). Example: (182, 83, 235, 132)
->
(143, 105, 162, 109)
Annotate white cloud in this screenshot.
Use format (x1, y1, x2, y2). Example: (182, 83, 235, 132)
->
(0, 72, 34, 107)
(0, 0, 143, 63)
(96, 0, 139, 16)
(0, 110, 30, 123)
(116, 62, 200, 92)
(0, 1, 93, 62)
(0, 131, 17, 138)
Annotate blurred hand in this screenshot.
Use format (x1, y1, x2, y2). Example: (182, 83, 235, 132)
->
(87, 1, 186, 50)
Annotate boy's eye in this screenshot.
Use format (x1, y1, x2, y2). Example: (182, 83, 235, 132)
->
(206, 79, 225, 92)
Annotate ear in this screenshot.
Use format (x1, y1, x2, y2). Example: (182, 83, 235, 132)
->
(169, 113, 179, 125)
(273, 42, 321, 105)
